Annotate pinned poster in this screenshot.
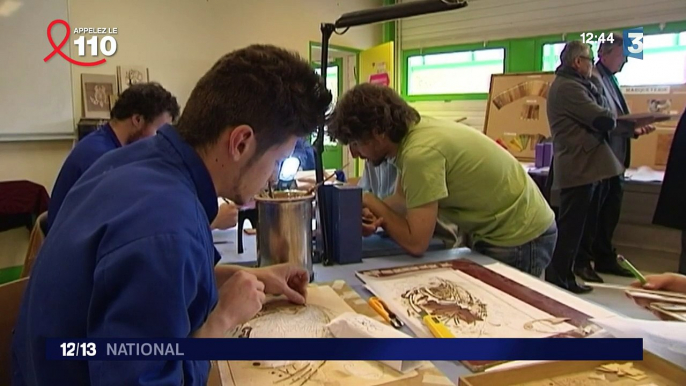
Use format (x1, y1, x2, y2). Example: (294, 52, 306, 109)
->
(360, 42, 394, 89)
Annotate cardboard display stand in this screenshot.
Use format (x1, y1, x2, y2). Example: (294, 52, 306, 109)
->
(484, 72, 556, 161)
(622, 84, 686, 170)
(485, 72, 685, 170)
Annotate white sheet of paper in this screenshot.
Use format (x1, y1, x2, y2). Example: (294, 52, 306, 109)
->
(625, 166, 665, 182)
(327, 312, 422, 374)
(591, 316, 686, 368)
(212, 229, 234, 244)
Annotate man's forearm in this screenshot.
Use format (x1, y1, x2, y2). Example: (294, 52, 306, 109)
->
(193, 311, 236, 338)
(214, 265, 256, 288)
(383, 193, 406, 215)
(365, 196, 426, 256)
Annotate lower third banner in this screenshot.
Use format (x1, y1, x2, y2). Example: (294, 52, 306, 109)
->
(46, 338, 643, 361)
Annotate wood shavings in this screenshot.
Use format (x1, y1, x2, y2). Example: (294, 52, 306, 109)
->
(596, 362, 646, 379)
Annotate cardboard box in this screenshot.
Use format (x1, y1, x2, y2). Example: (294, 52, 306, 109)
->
(630, 124, 677, 170)
(622, 84, 686, 170)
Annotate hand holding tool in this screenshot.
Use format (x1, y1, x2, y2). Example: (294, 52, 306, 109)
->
(617, 255, 647, 285)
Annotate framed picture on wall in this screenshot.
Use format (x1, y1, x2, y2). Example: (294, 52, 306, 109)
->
(81, 74, 117, 119)
(117, 65, 149, 93)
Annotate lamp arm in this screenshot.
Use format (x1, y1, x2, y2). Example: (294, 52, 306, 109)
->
(335, 0, 467, 28)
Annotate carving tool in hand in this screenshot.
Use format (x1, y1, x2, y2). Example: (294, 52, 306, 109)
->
(418, 310, 454, 338)
(368, 297, 403, 328)
(617, 255, 647, 285)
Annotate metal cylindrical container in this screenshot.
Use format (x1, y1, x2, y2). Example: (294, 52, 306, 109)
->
(255, 190, 315, 281)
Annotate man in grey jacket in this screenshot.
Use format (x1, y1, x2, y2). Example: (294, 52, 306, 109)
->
(587, 37, 655, 282)
(546, 41, 634, 293)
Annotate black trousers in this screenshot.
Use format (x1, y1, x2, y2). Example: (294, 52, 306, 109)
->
(546, 180, 607, 283)
(591, 175, 624, 268)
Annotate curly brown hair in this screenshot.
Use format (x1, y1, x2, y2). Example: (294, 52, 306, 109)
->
(326, 83, 420, 144)
(177, 44, 332, 155)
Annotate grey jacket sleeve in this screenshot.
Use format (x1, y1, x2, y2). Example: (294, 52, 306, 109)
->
(559, 81, 616, 133)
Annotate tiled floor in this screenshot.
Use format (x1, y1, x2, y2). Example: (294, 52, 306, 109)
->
(215, 227, 661, 321)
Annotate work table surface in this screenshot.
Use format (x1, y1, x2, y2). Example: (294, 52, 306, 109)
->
(218, 237, 659, 384)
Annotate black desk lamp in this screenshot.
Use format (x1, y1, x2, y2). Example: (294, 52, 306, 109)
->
(313, 0, 469, 264)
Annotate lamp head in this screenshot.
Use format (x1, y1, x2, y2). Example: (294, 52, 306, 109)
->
(279, 157, 300, 182)
(276, 156, 301, 190)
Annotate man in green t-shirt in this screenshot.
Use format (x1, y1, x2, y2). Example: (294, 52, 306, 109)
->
(327, 84, 557, 276)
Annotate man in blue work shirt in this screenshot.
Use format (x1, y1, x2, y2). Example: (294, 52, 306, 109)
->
(292, 136, 316, 170)
(13, 45, 332, 385)
(46, 82, 179, 233)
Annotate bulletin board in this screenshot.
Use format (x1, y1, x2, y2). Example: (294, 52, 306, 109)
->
(483, 72, 556, 161)
(622, 84, 686, 170)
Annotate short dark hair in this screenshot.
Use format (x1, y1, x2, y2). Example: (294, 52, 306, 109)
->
(176, 45, 332, 154)
(598, 33, 624, 57)
(327, 83, 420, 145)
(110, 82, 180, 122)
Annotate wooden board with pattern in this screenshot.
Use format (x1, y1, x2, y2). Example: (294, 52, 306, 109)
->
(213, 281, 453, 386)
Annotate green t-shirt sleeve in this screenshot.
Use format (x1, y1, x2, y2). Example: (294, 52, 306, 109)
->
(400, 146, 449, 209)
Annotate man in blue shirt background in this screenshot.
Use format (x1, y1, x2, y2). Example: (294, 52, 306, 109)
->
(13, 45, 332, 385)
(46, 82, 180, 233)
(291, 136, 316, 170)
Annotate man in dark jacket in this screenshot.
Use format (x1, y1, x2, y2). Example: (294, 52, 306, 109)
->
(653, 110, 686, 274)
(588, 37, 656, 282)
(546, 41, 632, 293)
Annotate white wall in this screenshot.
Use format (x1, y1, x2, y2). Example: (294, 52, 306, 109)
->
(68, 0, 383, 120)
(399, 0, 686, 130)
(0, 0, 383, 272)
(0, 0, 382, 190)
(0, 140, 73, 192)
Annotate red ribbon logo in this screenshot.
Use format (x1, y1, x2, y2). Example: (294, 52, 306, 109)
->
(44, 19, 106, 67)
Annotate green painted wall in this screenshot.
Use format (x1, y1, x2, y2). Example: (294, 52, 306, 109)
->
(508, 38, 536, 72)
(0, 265, 22, 285)
(382, 0, 396, 43)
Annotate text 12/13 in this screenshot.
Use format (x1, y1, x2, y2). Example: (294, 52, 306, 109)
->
(60, 342, 97, 357)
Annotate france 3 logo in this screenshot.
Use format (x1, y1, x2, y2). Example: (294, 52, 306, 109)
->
(623, 27, 643, 60)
